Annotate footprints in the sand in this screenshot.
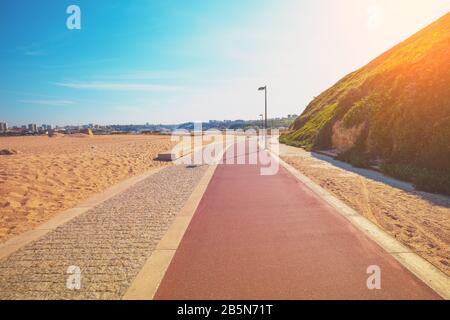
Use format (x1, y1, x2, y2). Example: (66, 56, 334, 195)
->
(383, 210, 399, 221)
(392, 223, 416, 238)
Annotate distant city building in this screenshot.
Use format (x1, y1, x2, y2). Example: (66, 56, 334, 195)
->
(28, 123, 37, 132)
(0, 122, 7, 132)
(6, 116, 295, 136)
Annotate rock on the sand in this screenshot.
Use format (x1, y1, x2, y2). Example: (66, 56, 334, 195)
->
(0, 149, 17, 155)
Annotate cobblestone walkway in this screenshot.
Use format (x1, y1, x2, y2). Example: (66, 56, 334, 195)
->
(0, 165, 208, 299)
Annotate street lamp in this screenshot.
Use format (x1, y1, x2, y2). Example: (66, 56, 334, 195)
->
(258, 86, 267, 149)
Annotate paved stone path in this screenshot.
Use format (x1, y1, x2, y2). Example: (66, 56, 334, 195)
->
(0, 164, 208, 300)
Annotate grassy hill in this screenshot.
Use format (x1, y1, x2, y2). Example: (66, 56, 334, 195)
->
(281, 12, 450, 194)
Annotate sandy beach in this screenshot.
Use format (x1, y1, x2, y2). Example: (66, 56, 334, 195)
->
(0, 135, 176, 243)
(279, 144, 450, 276)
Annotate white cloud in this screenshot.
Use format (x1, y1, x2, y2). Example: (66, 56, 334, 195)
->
(54, 81, 181, 92)
(24, 50, 45, 56)
(20, 99, 75, 106)
(104, 70, 188, 80)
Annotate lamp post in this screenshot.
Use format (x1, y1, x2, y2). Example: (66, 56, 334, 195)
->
(258, 86, 267, 149)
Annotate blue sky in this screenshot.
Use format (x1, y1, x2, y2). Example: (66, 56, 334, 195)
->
(1, 0, 449, 126)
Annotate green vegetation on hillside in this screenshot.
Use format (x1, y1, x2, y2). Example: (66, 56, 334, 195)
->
(282, 12, 450, 195)
(280, 103, 338, 150)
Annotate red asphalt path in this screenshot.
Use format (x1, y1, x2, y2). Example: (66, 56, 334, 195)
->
(155, 143, 440, 299)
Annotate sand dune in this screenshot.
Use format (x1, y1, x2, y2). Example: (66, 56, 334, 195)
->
(0, 135, 176, 243)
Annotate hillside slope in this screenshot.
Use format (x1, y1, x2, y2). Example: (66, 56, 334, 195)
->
(282, 12, 450, 194)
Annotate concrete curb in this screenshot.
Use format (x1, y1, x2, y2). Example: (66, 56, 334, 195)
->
(0, 166, 166, 261)
(268, 149, 450, 300)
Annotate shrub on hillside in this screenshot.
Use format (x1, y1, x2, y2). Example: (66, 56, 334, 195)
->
(336, 149, 372, 169)
(381, 163, 450, 195)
